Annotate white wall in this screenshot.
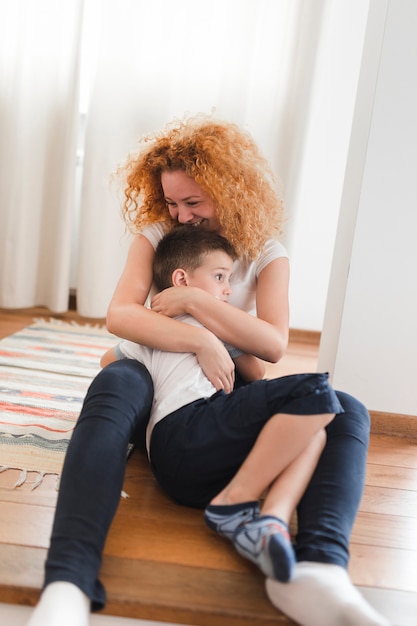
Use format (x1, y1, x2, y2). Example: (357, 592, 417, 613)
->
(319, 0, 417, 416)
(286, 0, 370, 332)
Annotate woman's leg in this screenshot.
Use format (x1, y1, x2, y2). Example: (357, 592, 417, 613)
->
(27, 360, 153, 626)
(266, 392, 390, 626)
(295, 391, 369, 566)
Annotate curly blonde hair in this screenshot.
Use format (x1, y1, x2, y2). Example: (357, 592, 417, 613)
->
(118, 114, 285, 260)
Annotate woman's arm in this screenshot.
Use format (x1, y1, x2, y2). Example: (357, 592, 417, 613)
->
(106, 234, 236, 392)
(151, 257, 290, 363)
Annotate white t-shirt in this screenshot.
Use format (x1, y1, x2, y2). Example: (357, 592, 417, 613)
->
(117, 316, 219, 454)
(131, 222, 289, 452)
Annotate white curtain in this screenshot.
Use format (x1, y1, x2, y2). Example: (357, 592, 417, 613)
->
(0, 0, 83, 311)
(76, 0, 314, 316)
(0, 0, 369, 324)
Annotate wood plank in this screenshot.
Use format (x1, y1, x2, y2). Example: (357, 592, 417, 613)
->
(368, 437, 417, 469)
(348, 544, 417, 593)
(0, 502, 54, 548)
(0, 544, 293, 626)
(369, 433, 417, 450)
(360, 484, 417, 517)
(105, 512, 251, 574)
(100, 556, 291, 626)
(108, 452, 255, 573)
(358, 587, 417, 626)
(351, 510, 417, 550)
(366, 462, 417, 491)
(0, 545, 44, 600)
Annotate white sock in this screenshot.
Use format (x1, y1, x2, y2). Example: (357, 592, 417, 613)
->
(26, 581, 90, 626)
(265, 562, 391, 626)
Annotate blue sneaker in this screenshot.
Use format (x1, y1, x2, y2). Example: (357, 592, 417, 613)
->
(204, 501, 260, 540)
(233, 515, 295, 581)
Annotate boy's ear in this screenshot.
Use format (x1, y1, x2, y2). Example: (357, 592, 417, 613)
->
(171, 268, 189, 287)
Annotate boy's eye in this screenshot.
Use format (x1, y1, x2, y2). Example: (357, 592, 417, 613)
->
(215, 274, 223, 281)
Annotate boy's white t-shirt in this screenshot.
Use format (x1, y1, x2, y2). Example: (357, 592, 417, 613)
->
(117, 315, 217, 454)
(127, 222, 289, 453)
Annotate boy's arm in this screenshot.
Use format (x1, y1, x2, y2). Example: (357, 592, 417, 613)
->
(233, 353, 266, 382)
(100, 346, 118, 368)
(224, 342, 265, 382)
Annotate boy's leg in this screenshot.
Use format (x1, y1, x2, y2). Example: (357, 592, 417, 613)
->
(208, 413, 331, 581)
(261, 428, 326, 521)
(209, 413, 332, 509)
(232, 428, 327, 581)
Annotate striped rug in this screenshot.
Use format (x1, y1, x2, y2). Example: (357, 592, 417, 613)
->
(0, 319, 117, 488)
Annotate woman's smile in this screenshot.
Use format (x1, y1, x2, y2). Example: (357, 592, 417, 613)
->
(161, 170, 221, 232)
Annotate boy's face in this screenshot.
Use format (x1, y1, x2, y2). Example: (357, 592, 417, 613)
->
(186, 251, 233, 302)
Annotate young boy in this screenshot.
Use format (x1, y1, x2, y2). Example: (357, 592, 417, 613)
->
(101, 225, 265, 409)
(101, 225, 341, 583)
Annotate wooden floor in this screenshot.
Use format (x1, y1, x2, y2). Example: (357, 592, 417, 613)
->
(0, 307, 416, 626)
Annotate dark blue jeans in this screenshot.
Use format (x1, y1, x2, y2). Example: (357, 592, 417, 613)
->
(295, 390, 369, 566)
(44, 360, 153, 610)
(44, 362, 369, 610)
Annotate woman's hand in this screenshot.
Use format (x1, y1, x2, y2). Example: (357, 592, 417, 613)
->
(197, 330, 235, 393)
(151, 286, 199, 318)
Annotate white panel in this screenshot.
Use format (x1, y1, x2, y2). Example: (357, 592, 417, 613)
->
(331, 0, 417, 415)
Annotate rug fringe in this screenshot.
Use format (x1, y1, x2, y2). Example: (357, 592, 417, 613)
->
(0, 466, 59, 490)
(14, 469, 27, 487)
(14, 469, 49, 490)
(1, 465, 129, 497)
(32, 471, 46, 490)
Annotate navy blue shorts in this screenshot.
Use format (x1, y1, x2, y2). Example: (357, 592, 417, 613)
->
(149, 372, 343, 508)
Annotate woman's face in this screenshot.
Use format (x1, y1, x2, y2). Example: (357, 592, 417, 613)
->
(161, 170, 222, 233)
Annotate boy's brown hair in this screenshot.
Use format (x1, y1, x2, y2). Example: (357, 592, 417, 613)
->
(153, 225, 236, 292)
